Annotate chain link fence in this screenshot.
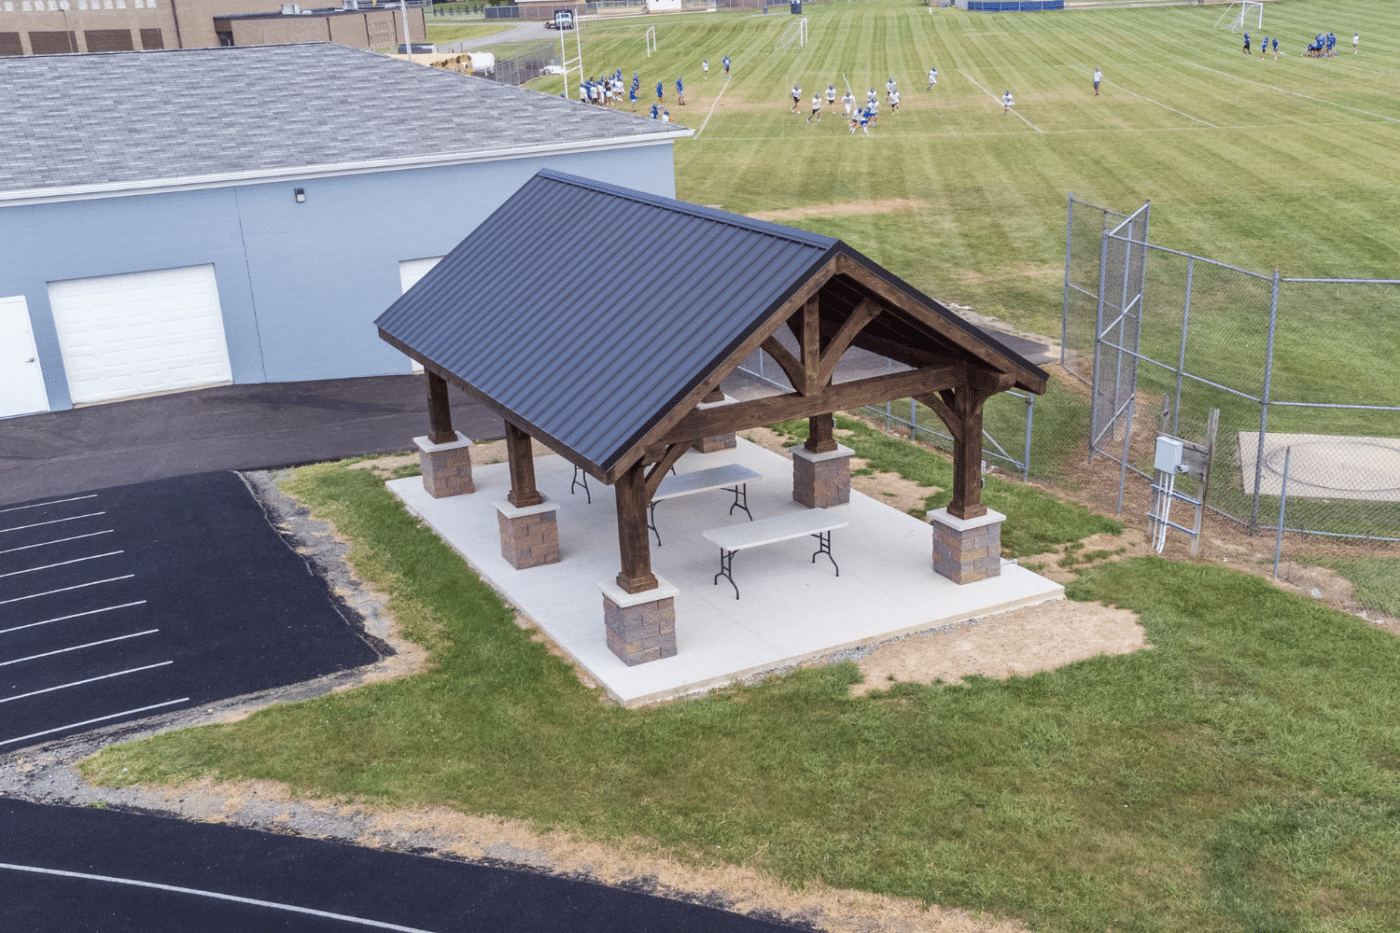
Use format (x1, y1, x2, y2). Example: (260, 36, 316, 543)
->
(1063, 194, 1400, 546)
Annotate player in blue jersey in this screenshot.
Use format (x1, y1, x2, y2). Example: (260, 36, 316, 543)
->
(650, 103, 659, 120)
(656, 79, 664, 102)
(1242, 32, 1250, 55)
(1272, 37, 1279, 59)
(1260, 36, 1268, 58)
(676, 76, 684, 105)
(723, 54, 730, 77)
(629, 82, 638, 110)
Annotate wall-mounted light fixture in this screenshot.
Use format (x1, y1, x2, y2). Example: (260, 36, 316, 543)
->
(294, 188, 306, 203)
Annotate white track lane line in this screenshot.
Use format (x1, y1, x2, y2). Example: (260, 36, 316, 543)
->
(1185, 61, 1400, 124)
(692, 73, 732, 139)
(0, 863, 442, 932)
(0, 512, 107, 535)
(1069, 66, 1216, 127)
(0, 494, 98, 514)
(0, 628, 158, 667)
(0, 697, 189, 746)
(0, 601, 147, 637)
(0, 575, 135, 606)
(0, 551, 123, 579)
(0, 530, 114, 556)
(959, 70, 1043, 133)
(0, 661, 173, 704)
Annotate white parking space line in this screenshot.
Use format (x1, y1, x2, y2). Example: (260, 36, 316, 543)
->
(0, 574, 136, 606)
(0, 661, 173, 704)
(0, 512, 107, 535)
(0, 551, 123, 579)
(0, 863, 442, 932)
(0, 601, 147, 637)
(1068, 66, 1216, 127)
(0, 698, 189, 747)
(0, 629, 159, 667)
(0, 530, 115, 556)
(0, 494, 98, 514)
(959, 71, 1043, 133)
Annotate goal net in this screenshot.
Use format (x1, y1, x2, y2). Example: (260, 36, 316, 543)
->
(776, 17, 807, 51)
(1215, 1, 1263, 33)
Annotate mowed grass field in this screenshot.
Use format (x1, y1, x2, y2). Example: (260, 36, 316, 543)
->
(520, 0, 1400, 347)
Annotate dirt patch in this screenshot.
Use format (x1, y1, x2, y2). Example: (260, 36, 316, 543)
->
(746, 198, 930, 223)
(851, 600, 1148, 697)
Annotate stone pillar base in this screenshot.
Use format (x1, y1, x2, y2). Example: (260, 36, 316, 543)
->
(416, 432, 474, 499)
(496, 499, 560, 569)
(693, 393, 739, 454)
(792, 443, 853, 508)
(931, 507, 1005, 584)
(692, 432, 737, 453)
(600, 578, 679, 666)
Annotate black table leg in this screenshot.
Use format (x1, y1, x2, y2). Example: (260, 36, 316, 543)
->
(810, 530, 838, 576)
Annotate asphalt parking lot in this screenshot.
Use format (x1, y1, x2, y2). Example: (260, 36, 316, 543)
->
(1, 471, 381, 751)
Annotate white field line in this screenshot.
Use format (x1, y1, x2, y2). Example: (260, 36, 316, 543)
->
(1185, 61, 1400, 124)
(0, 697, 188, 747)
(0, 863, 441, 932)
(0, 601, 147, 637)
(691, 71, 732, 139)
(0, 512, 106, 534)
(958, 70, 1043, 133)
(0, 628, 158, 667)
(1069, 66, 1217, 127)
(0, 551, 123, 579)
(0, 574, 135, 606)
(0, 530, 114, 556)
(0, 494, 98, 514)
(0, 661, 172, 704)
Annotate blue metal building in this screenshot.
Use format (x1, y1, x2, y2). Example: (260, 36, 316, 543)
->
(0, 43, 687, 418)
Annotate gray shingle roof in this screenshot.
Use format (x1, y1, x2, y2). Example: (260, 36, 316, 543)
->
(0, 43, 686, 197)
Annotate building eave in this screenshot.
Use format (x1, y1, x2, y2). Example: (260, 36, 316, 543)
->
(0, 128, 692, 207)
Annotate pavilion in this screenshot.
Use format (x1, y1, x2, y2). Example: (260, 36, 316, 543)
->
(376, 170, 1051, 669)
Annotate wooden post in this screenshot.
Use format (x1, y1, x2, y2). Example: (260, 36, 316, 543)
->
(614, 461, 658, 594)
(504, 422, 544, 508)
(701, 385, 725, 404)
(805, 412, 837, 454)
(947, 387, 988, 520)
(426, 371, 455, 445)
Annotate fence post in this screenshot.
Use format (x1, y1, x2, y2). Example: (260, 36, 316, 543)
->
(1174, 255, 1193, 436)
(1062, 192, 1074, 367)
(1116, 391, 1135, 516)
(909, 397, 916, 441)
(1022, 392, 1034, 482)
(1272, 445, 1291, 578)
(1250, 269, 1280, 533)
(1089, 220, 1110, 462)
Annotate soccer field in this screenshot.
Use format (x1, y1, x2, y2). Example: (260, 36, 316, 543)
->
(524, 0, 1400, 342)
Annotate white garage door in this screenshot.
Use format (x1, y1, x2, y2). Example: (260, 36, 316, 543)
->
(48, 265, 232, 405)
(398, 257, 443, 375)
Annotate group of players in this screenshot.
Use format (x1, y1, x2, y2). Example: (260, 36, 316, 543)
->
(788, 75, 922, 135)
(577, 55, 736, 122)
(1241, 30, 1358, 59)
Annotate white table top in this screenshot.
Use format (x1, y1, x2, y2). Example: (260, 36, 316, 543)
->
(702, 508, 848, 552)
(653, 463, 761, 502)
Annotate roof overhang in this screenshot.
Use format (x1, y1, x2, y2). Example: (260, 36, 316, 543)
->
(0, 130, 691, 208)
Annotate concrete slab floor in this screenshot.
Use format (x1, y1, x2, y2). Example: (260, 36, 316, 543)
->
(388, 439, 1063, 707)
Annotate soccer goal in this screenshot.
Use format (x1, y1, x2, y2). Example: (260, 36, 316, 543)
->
(776, 17, 808, 51)
(645, 25, 656, 58)
(1215, 1, 1262, 33)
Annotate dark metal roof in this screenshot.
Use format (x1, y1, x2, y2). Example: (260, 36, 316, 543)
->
(376, 170, 1045, 478)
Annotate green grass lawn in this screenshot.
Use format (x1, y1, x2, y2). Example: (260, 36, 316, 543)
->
(521, 0, 1400, 347)
(84, 453, 1400, 933)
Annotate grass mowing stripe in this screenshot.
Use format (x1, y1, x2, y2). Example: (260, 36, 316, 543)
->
(1066, 64, 1217, 126)
(1184, 60, 1400, 124)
